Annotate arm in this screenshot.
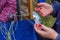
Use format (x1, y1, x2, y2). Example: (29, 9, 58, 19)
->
(0, 0, 17, 22)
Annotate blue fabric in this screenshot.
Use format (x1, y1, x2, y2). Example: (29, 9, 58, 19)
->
(0, 20, 37, 40)
(56, 34, 60, 40)
(52, 1, 60, 17)
(52, 1, 60, 40)
(37, 0, 46, 3)
(52, 1, 60, 33)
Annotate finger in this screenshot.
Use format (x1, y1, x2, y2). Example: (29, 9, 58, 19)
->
(35, 8, 38, 11)
(38, 8, 46, 16)
(38, 23, 42, 28)
(34, 24, 41, 30)
(34, 25, 47, 35)
(35, 8, 41, 12)
(36, 23, 49, 31)
(37, 3, 46, 7)
(39, 7, 49, 17)
(39, 10, 45, 16)
(34, 24, 37, 27)
(34, 24, 49, 32)
(41, 24, 49, 31)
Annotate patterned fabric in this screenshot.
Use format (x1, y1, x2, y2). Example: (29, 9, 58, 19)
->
(0, 20, 37, 40)
(0, 0, 17, 22)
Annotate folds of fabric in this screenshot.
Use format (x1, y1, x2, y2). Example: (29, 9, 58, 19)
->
(0, 20, 37, 40)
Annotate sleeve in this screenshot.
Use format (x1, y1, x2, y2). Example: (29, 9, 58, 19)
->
(55, 11, 60, 40)
(51, 1, 60, 17)
(56, 34, 60, 40)
(0, 0, 17, 22)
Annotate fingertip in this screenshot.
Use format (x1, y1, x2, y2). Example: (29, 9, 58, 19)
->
(38, 23, 42, 28)
(38, 8, 40, 10)
(37, 3, 40, 6)
(37, 8, 41, 11)
(35, 8, 37, 11)
(35, 8, 42, 12)
(34, 24, 37, 27)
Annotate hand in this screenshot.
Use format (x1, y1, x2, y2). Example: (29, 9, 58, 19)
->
(34, 24, 58, 40)
(35, 3, 53, 17)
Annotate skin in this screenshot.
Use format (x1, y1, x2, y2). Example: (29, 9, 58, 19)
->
(35, 3, 53, 17)
(34, 3, 58, 40)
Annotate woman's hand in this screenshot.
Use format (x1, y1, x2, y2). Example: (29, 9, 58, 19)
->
(34, 24, 58, 40)
(35, 3, 53, 17)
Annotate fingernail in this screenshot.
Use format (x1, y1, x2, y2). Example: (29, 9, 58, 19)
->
(38, 24, 42, 27)
(40, 8, 41, 9)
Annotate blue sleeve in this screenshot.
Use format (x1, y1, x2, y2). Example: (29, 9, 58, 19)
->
(51, 1, 60, 17)
(56, 34, 60, 40)
(55, 15, 60, 40)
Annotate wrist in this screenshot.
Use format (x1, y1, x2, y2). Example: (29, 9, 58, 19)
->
(52, 33, 58, 40)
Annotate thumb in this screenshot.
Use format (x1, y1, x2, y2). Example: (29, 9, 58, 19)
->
(37, 3, 47, 7)
(34, 24, 46, 34)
